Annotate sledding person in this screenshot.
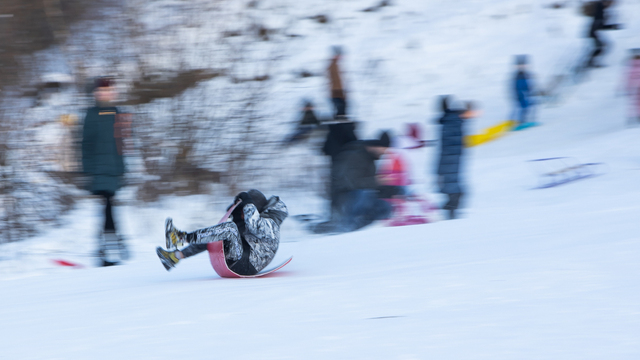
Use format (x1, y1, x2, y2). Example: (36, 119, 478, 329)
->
(584, 0, 621, 68)
(328, 46, 347, 117)
(436, 96, 477, 220)
(283, 100, 321, 145)
(512, 55, 538, 130)
(312, 131, 393, 233)
(156, 189, 288, 275)
(624, 49, 640, 124)
(376, 131, 417, 199)
(81, 77, 130, 266)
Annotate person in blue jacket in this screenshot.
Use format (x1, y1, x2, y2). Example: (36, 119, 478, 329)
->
(512, 55, 537, 130)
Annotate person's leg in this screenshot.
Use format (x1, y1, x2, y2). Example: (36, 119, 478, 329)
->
(343, 190, 390, 230)
(332, 98, 346, 116)
(104, 192, 116, 232)
(179, 243, 208, 258)
(183, 222, 243, 263)
(158, 222, 244, 271)
(520, 104, 529, 125)
(94, 191, 121, 266)
(443, 193, 462, 219)
(371, 197, 393, 221)
(588, 33, 604, 67)
(338, 97, 347, 116)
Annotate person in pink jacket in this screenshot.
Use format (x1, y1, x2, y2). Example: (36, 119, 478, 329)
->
(626, 50, 640, 124)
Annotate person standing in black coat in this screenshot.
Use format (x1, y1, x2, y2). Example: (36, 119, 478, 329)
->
(585, 0, 620, 68)
(436, 96, 477, 220)
(82, 77, 129, 266)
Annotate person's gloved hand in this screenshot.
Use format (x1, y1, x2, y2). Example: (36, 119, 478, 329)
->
(230, 192, 254, 223)
(235, 192, 254, 207)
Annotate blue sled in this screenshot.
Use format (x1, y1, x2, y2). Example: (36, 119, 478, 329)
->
(513, 122, 540, 131)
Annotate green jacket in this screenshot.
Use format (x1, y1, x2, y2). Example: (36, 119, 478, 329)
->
(81, 106, 125, 194)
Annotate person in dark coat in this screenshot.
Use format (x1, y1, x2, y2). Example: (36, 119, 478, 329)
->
(313, 131, 393, 233)
(283, 100, 321, 145)
(157, 189, 288, 275)
(512, 55, 536, 129)
(585, 0, 620, 68)
(322, 115, 358, 218)
(436, 97, 476, 220)
(81, 77, 128, 266)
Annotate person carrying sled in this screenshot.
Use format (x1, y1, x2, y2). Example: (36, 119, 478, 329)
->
(436, 96, 477, 220)
(156, 189, 288, 276)
(512, 55, 538, 130)
(81, 77, 130, 266)
(584, 0, 621, 68)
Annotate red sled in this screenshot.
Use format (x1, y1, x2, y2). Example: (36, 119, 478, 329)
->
(207, 199, 292, 278)
(384, 196, 437, 227)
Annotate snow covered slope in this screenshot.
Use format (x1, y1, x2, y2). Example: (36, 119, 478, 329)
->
(2, 0, 640, 359)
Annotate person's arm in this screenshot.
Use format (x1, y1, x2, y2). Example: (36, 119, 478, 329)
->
(243, 199, 288, 239)
(81, 109, 95, 175)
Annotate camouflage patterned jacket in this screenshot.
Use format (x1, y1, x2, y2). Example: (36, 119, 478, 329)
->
(242, 196, 288, 272)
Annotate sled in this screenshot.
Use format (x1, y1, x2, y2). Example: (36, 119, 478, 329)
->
(208, 241, 292, 278)
(465, 120, 517, 147)
(528, 157, 605, 189)
(384, 195, 438, 227)
(513, 122, 540, 131)
(207, 199, 292, 278)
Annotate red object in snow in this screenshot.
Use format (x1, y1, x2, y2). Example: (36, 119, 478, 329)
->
(51, 259, 85, 268)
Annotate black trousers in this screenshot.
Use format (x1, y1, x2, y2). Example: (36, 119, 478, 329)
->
(587, 32, 606, 67)
(332, 98, 347, 117)
(94, 191, 116, 232)
(443, 192, 463, 219)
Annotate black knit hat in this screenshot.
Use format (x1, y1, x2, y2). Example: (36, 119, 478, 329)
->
(94, 77, 114, 89)
(247, 189, 267, 212)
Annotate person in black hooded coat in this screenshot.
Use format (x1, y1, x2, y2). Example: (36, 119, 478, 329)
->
(436, 96, 476, 219)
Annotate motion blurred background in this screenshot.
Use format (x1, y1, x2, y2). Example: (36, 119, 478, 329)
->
(0, 0, 635, 243)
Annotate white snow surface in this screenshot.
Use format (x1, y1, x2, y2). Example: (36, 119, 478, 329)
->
(3, 0, 640, 358)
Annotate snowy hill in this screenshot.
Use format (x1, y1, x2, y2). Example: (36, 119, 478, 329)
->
(2, 0, 640, 359)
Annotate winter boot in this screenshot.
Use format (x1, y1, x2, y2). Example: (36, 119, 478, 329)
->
(118, 235, 130, 261)
(165, 218, 187, 250)
(156, 247, 180, 271)
(97, 230, 121, 266)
